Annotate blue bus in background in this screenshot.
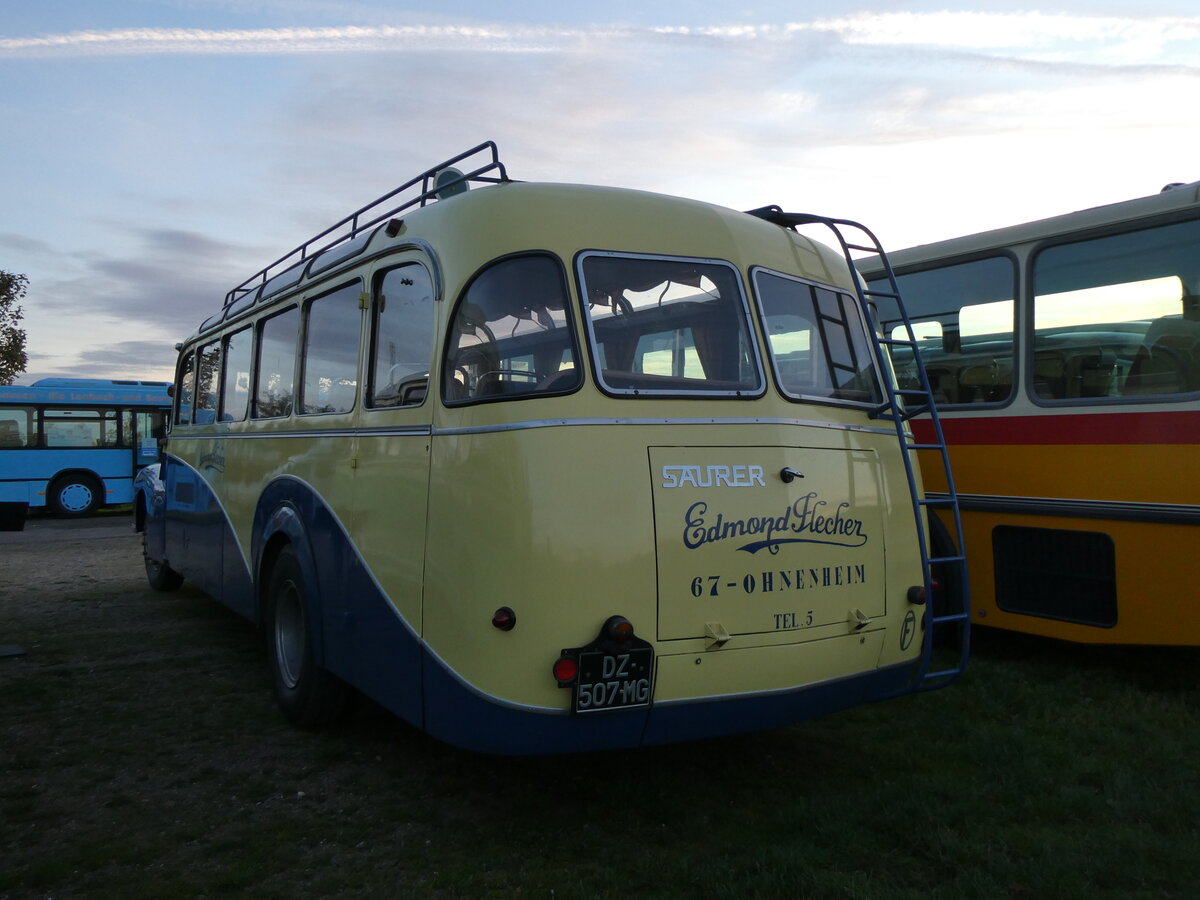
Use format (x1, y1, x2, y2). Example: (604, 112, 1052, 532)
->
(0, 378, 171, 529)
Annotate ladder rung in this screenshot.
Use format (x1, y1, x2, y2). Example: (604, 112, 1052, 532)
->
(906, 443, 944, 450)
(863, 288, 899, 299)
(931, 609, 970, 622)
(919, 497, 957, 507)
(846, 242, 876, 253)
(928, 554, 966, 565)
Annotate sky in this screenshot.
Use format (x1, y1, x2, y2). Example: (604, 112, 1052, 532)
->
(2, 1, 1198, 384)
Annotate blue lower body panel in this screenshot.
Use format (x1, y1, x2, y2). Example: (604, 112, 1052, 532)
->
(153, 458, 919, 755)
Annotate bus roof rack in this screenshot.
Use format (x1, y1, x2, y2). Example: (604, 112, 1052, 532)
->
(223, 141, 510, 308)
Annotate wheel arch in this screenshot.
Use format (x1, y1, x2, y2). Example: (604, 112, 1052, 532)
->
(253, 500, 326, 666)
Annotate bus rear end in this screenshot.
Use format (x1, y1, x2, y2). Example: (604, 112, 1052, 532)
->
(407, 184, 956, 752)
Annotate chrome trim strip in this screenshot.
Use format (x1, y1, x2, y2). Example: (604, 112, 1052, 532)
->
(432, 416, 899, 437)
(167, 417, 898, 440)
(171, 426, 432, 440)
(936, 491, 1200, 526)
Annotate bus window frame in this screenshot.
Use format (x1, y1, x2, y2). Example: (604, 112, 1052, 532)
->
(441, 251, 585, 408)
(0, 406, 35, 449)
(1024, 213, 1200, 409)
(253, 303, 301, 420)
(194, 339, 222, 425)
(174, 347, 197, 426)
(882, 249, 1021, 413)
(750, 266, 887, 411)
(367, 259, 437, 411)
(576, 249, 766, 400)
(219, 323, 255, 424)
(297, 279, 364, 418)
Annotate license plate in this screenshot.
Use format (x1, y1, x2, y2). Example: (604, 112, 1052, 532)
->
(573, 647, 653, 714)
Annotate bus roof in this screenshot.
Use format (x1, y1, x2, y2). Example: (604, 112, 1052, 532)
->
(0, 378, 171, 407)
(183, 143, 853, 345)
(872, 180, 1200, 272)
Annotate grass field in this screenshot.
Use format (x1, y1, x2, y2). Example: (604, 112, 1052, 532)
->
(1, 525, 1198, 899)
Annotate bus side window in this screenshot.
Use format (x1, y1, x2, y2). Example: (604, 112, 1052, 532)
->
(442, 255, 581, 404)
(193, 341, 220, 425)
(44, 408, 102, 447)
(0, 408, 33, 447)
(99, 410, 119, 447)
(300, 282, 361, 415)
(175, 351, 196, 425)
(1034, 219, 1200, 401)
(255, 306, 300, 419)
(220, 326, 253, 422)
(881, 256, 1016, 406)
(369, 264, 434, 408)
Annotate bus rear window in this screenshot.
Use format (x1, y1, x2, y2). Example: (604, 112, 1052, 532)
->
(579, 253, 762, 396)
(443, 255, 581, 404)
(753, 269, 882, 405)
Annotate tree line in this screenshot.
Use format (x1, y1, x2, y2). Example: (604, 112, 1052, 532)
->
(0, 270, 29, 385)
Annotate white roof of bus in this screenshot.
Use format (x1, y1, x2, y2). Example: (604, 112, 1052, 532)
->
(870, 180, 1200, 272)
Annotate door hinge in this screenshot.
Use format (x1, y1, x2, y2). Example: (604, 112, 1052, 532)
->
(350, 455, 359, 469)
(704, 621, 732, 650)
(358, 290, 370, 310)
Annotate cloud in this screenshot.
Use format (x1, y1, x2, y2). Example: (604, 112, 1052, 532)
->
(0, 233, 56, 260)
(33, 227, 254, 329)
(43, 340, 181, 380)
(3, 14, 1198, 69)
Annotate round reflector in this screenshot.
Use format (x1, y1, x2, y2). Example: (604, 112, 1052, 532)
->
(553, 656, 578, 683)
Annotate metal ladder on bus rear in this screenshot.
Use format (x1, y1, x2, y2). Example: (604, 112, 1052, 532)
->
(746, 206, 971, 690)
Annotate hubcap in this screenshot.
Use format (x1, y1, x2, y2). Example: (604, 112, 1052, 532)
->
(59, 482, 94, 512)
(274, 581, 306, 690)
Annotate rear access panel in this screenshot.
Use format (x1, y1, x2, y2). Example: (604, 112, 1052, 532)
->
(650, 446, 886, 642)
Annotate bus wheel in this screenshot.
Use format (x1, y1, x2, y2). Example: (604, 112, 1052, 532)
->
(49, 474, 102, 517)
(265, 546, 347, 727)
(144, 551, 184, 592)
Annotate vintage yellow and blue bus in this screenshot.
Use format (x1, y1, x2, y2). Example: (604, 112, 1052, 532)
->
(136, 143, 967, 753)
(860, 181, 1200, 645)
(0, 377, 170, 529)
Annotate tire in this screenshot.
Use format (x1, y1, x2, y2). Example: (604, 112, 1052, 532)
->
(49, 473, 102, 517)
(265, 545, 347, 727)
(144, 550, 184, 592)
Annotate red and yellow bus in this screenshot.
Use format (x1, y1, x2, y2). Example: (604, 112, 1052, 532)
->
(861, 181, 1200, 645)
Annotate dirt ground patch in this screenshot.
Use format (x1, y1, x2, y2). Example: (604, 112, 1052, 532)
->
(3, 515, 1199, 900)
(0, 516, 460, 898)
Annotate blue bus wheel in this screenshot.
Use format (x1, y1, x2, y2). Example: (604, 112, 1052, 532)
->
(264, 545, 347, 727)
(50, 474, 101, 517)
